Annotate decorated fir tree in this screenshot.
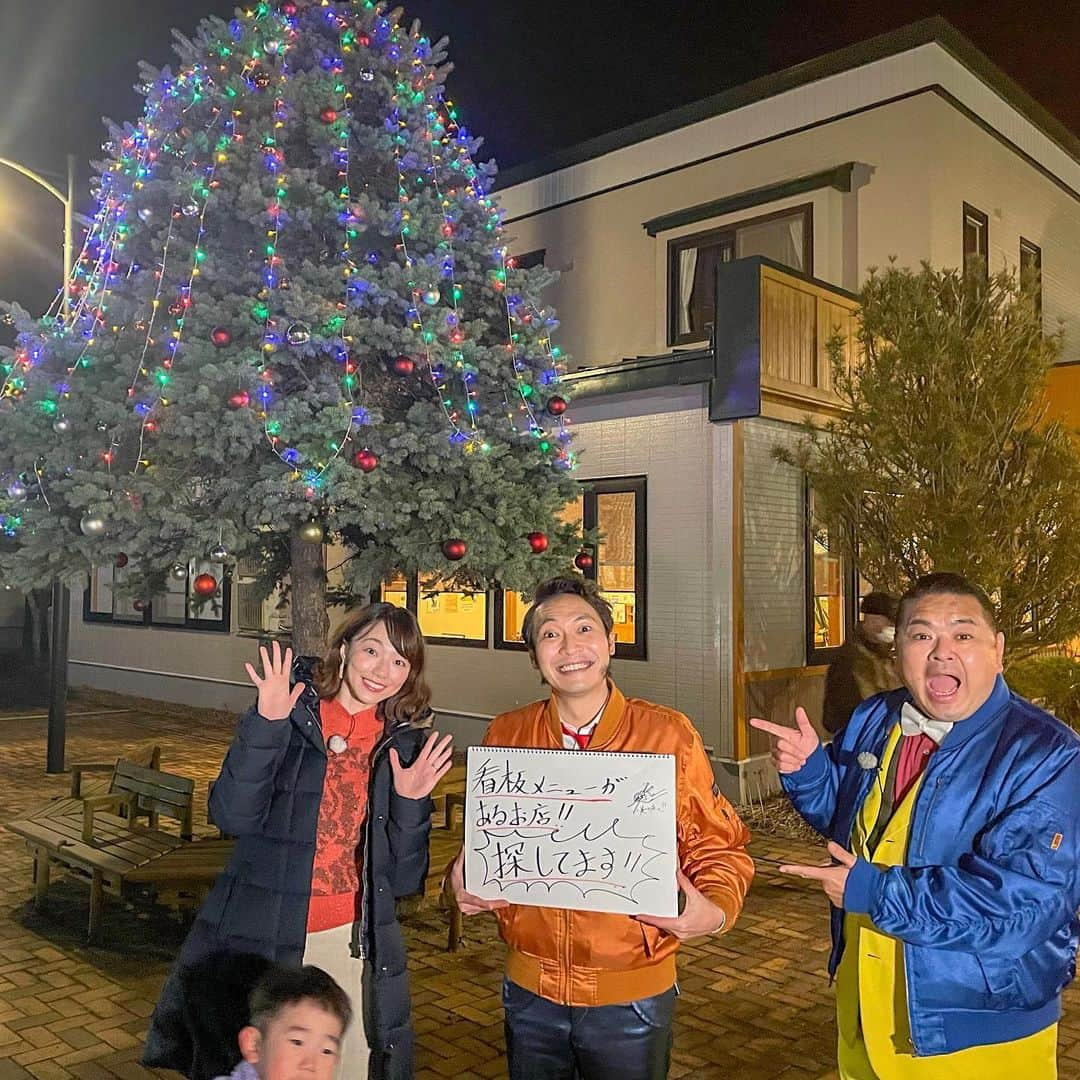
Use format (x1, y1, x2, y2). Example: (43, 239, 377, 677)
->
(0, 0, 582, 652)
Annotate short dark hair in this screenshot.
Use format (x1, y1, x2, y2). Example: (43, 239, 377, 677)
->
(897, 572, 998, 631)
(248, 965, 352, 1035)
(521, 576, 614, 656)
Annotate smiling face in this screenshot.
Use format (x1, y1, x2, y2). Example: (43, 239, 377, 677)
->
(897, 592, 1005, 722)
(531, 593, 616, 700)
(337, 619, 411, 711)
(238, 1000, 342, 1080)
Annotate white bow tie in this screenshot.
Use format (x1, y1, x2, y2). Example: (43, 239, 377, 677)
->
(900, 702, 953, 745)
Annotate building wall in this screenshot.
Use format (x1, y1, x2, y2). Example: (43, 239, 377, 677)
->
(501, 92, 1080, 369)
(741, 418, 806, 674)
(68, 387, 737, 758)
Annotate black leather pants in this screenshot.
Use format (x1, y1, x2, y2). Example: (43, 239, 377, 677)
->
(502, 978, 675, 1080)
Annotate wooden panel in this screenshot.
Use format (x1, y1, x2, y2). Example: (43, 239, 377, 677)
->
(758, 264, 859, 416)
(761, 275, 816, 385)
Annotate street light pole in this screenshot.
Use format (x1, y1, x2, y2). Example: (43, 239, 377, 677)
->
(0, 152, 77, 772)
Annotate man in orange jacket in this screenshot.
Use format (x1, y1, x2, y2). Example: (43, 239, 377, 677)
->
(449, 576, 753, 1080)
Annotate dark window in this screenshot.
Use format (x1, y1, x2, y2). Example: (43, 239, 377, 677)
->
(1020, 238, 1042, 317)
(963, 203, 989, 280)
(84, 560, 231, 632)
(668, 205, 812, 345)
(496, 477, 648, 660)
(805, 483, 857, 664)
(510, 249, 546, 270)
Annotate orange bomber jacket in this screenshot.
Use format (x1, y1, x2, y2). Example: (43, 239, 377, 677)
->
(482, 683, 754, 1007)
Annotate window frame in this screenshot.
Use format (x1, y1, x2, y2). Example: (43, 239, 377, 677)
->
(1019, 237, 1042, 317)
(83, 562, 232, 633)
(804, 480, 857, 665)
(495, 476, 649, 661)
(963, 202, 989, 281)
(667, 203, 814, 346)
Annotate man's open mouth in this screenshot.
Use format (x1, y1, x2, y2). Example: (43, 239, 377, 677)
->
(927, 674, 961, 699)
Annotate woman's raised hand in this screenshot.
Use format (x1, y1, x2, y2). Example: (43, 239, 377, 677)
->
(244, 641, 304, 721)
(390, 731, 454, 799)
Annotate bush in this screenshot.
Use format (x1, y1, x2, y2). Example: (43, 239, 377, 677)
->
(1006, 654, 1080, 730)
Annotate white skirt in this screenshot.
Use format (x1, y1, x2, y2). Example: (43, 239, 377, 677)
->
(303, 923, 369, 1076)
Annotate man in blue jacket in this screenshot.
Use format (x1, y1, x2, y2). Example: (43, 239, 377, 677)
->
(752, 572, 1080, 1078)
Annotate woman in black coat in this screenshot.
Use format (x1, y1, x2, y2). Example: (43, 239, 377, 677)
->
(143, 603, 452, 1079)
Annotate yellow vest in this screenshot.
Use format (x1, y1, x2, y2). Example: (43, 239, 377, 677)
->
(836, 722, 1058, 1080)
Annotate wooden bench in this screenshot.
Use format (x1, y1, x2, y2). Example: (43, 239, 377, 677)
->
(6, 765, 225, 939)
(38, 743, 162, 823)
(80, 760, 195, 841)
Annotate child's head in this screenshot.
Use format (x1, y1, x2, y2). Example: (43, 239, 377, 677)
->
(238, 965, 352, 1080)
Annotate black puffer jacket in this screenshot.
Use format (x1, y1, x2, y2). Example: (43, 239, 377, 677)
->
(142, 657, 432, 1080)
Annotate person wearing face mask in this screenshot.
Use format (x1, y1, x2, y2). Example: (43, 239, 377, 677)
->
(144, 604, 453, 1080)
(448, 576, 753, 1080)
(822, 592, 900, 735)
(752, 573, 1080, 1079)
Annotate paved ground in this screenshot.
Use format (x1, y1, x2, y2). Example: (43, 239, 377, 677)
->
(0, 692, 1076, 1079)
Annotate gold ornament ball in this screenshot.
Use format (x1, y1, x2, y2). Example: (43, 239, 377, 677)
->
(298, 521, 324, 544)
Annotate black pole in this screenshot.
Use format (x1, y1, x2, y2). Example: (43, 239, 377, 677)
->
(46, 580, 69, 774)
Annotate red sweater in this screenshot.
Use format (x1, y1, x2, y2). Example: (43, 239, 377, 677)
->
(306, 699, 383, 933)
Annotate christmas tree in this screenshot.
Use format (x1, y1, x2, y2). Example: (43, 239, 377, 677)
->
(0, 0, 582, 652)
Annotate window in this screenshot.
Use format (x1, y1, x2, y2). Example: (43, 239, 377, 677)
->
(235, 557, 290, 636)
(380, 574, 488, 647)
(510, 249, 546, 270)
(669, 205, 812, 345)
(963, 203, 988, 280)
(1020, 238, 1042, 317)
(805, 484, 856, 663)
(84, 560, 231, 632)
(496, 477, 647, 660)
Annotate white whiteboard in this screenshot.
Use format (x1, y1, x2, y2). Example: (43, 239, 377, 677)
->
(464, 746, 678, 917)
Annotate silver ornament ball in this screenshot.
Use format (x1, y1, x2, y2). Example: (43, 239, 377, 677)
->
(286, 322, 311, 346)
(53, 417, 71, 434)
(209, 543, 230, 563)
(421, 287, 441, 306)
(6, 481, 27, 500)
(137, 207, 153, 223)
(169, 563, 188, 581)
(181, 202, 199, 217)
(79, 512, 107, 538)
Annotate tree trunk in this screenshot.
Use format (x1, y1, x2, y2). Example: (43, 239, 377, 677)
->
(289, 526, 329, 658)
(28, 588, 50, 665)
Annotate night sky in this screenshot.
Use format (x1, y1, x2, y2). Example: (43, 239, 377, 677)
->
(0, 1, 1076, 316)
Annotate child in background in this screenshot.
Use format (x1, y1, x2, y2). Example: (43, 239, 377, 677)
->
(214, 964, 351, 1080)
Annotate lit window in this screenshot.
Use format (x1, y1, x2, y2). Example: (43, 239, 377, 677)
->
(806, 485, 854, 660)
(497, 479, 647, 659)
(416, 574, 487, 646)
(963, 203, 988, 280)
(380, 573, 409, 610)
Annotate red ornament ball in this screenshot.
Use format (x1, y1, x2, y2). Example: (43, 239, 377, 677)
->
(527, 531, 549, 554)
(114, 552, 129, 569)
(210, 326, 232, 348)
(546, 395, 568, 416)
(354, 449, 379, 473)
(320, 107, 338, 124)
(442, 538, 467, 561)
(280, 1, 297, 13)
(192, 573, 218, 598)
(574, 550, 594, 572)
(228, 391, 250, 410)
(391, 355, 416, 376)
(132, 598, 150, 613)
